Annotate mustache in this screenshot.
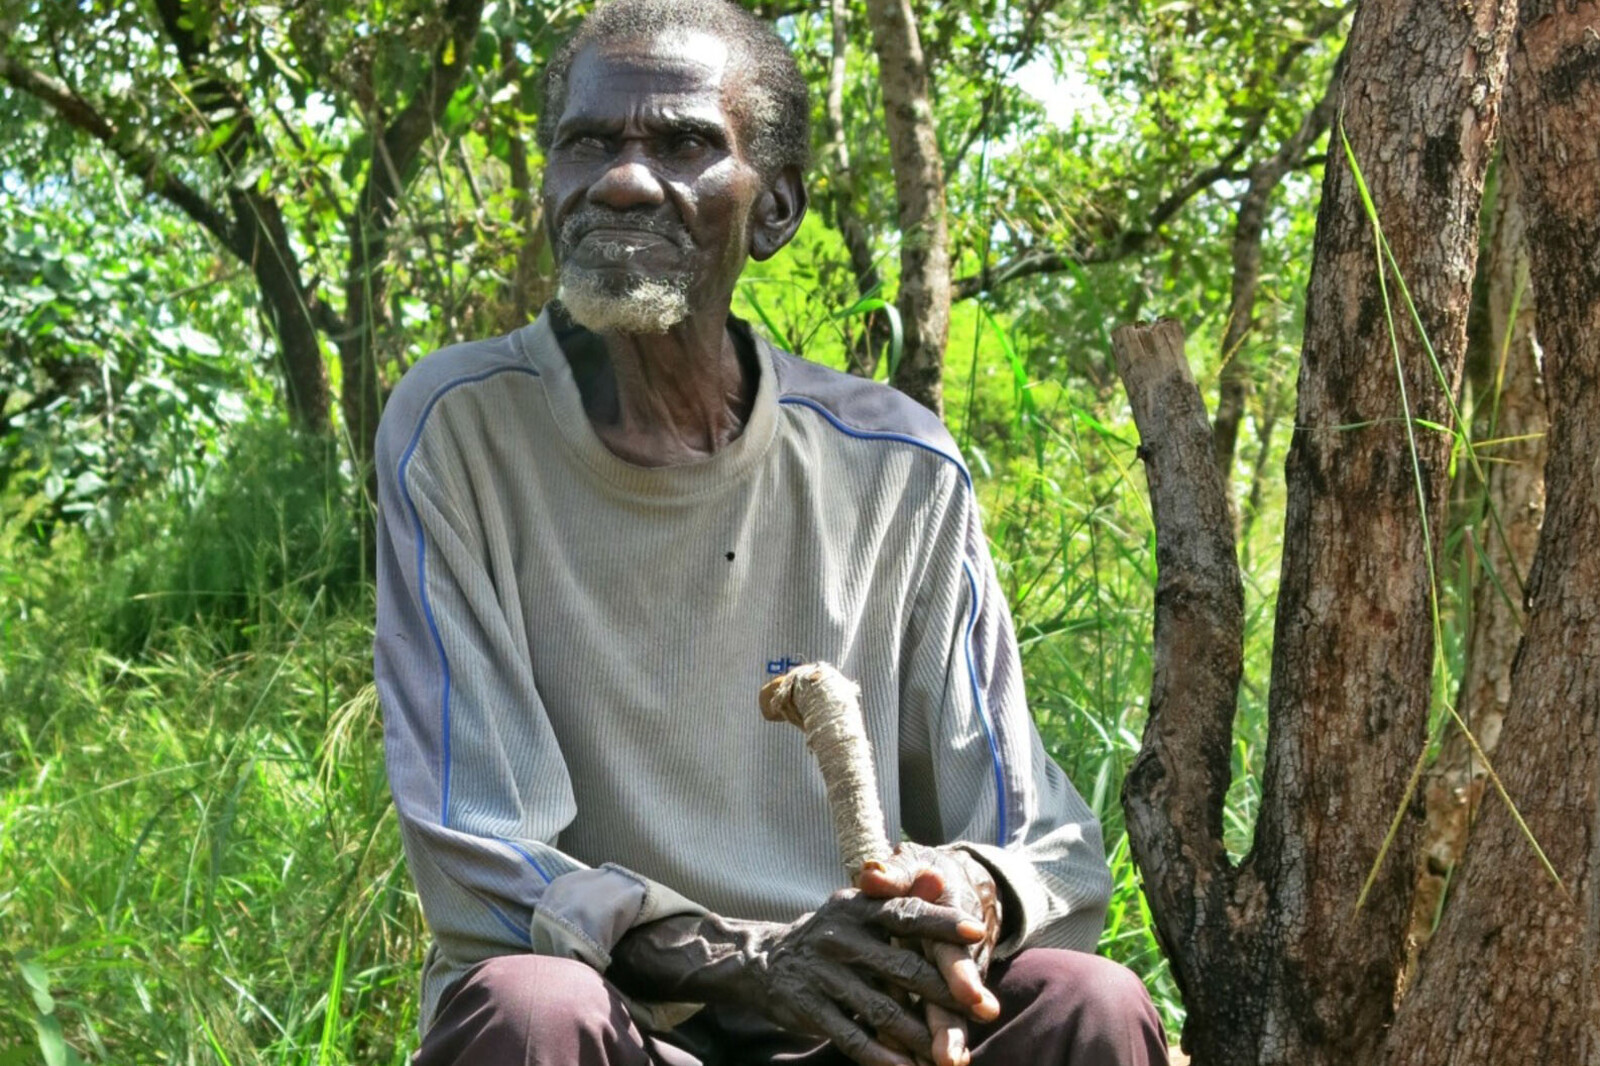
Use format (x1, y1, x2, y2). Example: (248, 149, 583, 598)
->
(558, 208, 690, 252)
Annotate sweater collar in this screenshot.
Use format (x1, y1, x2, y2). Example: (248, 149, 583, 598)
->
(513, 308, 779, 500)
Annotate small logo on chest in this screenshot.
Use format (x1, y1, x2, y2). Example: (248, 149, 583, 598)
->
(766, 656, 806, 676)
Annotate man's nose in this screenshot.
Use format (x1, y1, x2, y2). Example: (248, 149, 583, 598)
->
(587, 148, 666, 210)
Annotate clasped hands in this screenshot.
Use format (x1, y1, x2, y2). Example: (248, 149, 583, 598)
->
(738, 842, 1003, 1066)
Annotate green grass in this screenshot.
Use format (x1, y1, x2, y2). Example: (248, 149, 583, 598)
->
(1, 431, 416, 1065)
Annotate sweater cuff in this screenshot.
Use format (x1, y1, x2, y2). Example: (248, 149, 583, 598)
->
(954, 843, 1060, 957)
(530, 863, 708, 1029)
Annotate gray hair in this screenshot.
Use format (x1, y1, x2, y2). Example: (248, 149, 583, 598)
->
(537, 0, 811, 182)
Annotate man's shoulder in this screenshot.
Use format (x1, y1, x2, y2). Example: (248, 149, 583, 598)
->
(376, 330, 540, 463)
(766, 345, 967, 485)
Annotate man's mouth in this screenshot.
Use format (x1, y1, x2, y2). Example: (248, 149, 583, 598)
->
(559, 211, 689, 257)
(575, 230, 675, 261)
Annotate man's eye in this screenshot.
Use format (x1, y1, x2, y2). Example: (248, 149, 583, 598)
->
(667, 133, 709, 156)
(558, 133, 610, 155)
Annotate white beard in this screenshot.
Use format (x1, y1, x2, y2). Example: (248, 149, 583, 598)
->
(558, 261, 692, 335)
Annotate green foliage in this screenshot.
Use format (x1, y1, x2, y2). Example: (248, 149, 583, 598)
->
(0, 180, 264, 531)
(93, 422, 363, 657)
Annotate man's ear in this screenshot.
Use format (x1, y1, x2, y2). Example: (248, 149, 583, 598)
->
(750, 166, 808, 262)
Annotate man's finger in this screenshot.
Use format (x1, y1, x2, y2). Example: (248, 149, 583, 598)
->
(926, 1002, 970, 1066)
(806, 993, 919, 1066)
(813, 966, 935, 1059)
(866, 896, 987, 943)
(927, 941, 1000, 1022)
(859, 858, 946, 901)
(815, 931, 966, 1010)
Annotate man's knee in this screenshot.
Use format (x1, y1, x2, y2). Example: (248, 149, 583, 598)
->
(1016, 949, 1153, 1016)
(476, 954, 618, 1030)
(996, 949, 1167, 1062)
(420, 954, 645, 1065)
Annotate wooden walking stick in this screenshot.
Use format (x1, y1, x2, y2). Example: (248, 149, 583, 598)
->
(759, 661, 892, 882)
(763, 662, 985, 1066)
(761, 663, 971, 1066)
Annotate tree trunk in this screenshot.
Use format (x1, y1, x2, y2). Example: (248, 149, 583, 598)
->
(1117, 0, 1515, 1058)
(1380, 2, 1600, 1059)
(234, 188, 335, 436)
(824, 0, 892, 379)
(1244, 0, 1511, 1047)
(1405, 158, 1546, 978)
(862, 0, 950, 416)
(339, 0, 485, 478)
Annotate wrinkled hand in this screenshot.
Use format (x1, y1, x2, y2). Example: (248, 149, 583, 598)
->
(733, 890, 989, 1066)
(858, 843, 1004, 1066)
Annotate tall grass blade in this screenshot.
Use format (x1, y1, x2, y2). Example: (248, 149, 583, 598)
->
(317, 929, 350, 1066)
(1339, 122, 1564, 908)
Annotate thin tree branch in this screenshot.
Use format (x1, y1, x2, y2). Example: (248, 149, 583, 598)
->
(1114, 318, 1247, 995)
(0, 53, 239, 253)
(952, 151, 1251, 299)
(954, 4, 1351, 301)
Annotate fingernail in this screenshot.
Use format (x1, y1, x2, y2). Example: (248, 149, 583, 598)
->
(863, 859, 887, 874)
(956, 918, 985, 939)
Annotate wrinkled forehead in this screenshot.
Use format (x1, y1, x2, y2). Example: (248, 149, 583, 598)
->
(562, 30, 739, 119)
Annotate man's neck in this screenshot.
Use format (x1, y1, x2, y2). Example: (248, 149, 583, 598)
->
(558, 308, 759, 468)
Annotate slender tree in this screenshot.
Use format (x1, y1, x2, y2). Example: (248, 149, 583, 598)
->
(862, 0, 950, 414)
(822, 0, 892, 379)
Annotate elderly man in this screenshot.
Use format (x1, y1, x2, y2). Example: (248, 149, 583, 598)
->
(374, 1, 1167, 1064)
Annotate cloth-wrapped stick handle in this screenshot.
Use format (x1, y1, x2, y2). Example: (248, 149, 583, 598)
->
(760, 662, 892, 883)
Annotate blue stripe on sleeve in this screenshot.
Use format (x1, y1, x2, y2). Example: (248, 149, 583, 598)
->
(395, 365, 541, 830)
(499, 838, 555, 884)
(962, 560, 1010, 845)
(486, 901, 534, 946)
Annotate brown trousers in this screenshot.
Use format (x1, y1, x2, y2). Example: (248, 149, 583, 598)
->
(414, 948, 1168, 1065)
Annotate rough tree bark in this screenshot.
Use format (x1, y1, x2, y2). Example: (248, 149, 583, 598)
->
(1381, 2, 1600, 1060)
(1405, 159, 1546, 975)
(862, 0, 950, 415)
(1117, 0, 1515, 1057)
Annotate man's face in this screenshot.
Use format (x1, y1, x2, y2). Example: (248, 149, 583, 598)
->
(543, 31, 790, 335)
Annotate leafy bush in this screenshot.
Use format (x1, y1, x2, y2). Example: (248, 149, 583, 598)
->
(93, 423, 364, 658)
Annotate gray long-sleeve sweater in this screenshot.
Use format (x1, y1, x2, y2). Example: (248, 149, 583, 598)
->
(374, 311, 1113, 1032)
